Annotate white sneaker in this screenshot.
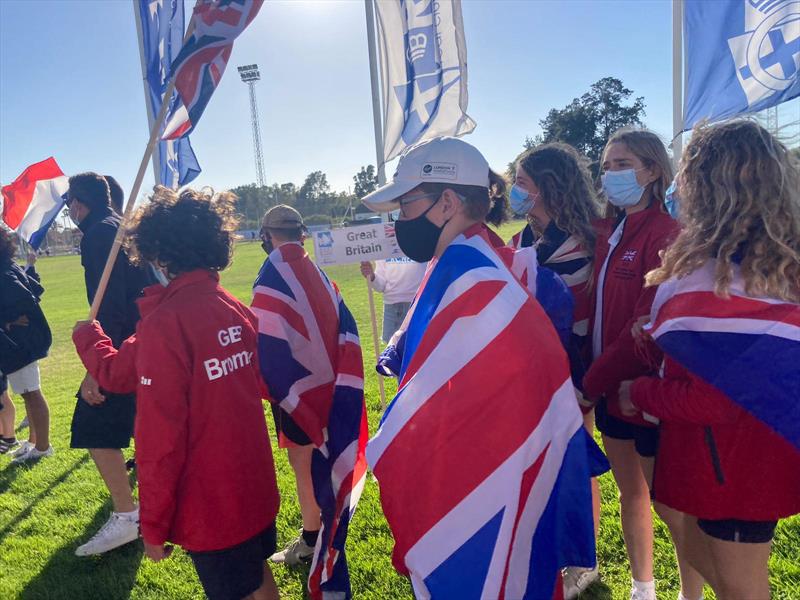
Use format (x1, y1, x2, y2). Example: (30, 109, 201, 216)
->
(11, 445, 53, 464)
(75, 511, 140, 556)
(563, 566, 600, 599)
(631, 584, 657, 600)
(10, 440, 34, 459)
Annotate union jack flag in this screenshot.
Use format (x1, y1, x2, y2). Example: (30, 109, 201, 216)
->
(162, 0, 263, 140)
(646, 259, 800, 453)
(251, 243, 368, 599)
(367, 227, 597, 599)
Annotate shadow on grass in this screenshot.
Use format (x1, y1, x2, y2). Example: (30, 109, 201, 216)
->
(275, 561, 311, 600)
(0, 455, 89, 534)
(582, 580, 612, 599)
(19, 500, 143, 600)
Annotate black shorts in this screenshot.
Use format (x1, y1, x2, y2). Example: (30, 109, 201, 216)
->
(188, 523, 277, 600)
(270, 403, 311, 446)
(595, 398, 659, 458)
(697, 518, 778, 544)
(70, 390, 136, 449)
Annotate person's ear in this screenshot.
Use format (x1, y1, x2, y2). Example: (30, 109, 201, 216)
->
(440, 188, 461, 218)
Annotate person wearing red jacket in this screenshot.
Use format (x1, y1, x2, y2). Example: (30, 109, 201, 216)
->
(72, 188, 280, 600)
(619, 120, 800, 600)
(582, 129, 701, 600)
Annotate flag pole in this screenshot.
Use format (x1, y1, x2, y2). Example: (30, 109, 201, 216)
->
(132, 0, 162, 187)
(88, 12, 196, 321)
(365, 0, 386, 409)
(671, 0, 684, 167)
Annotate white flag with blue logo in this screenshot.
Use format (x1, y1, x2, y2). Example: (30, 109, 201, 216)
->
(375, 0, 476, 162)
(683, 0, 800, 130)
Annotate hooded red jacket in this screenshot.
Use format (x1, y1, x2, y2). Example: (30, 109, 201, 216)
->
(632, 358, 800, 520)
(583, 203, 678, 425)
(73, 270, 279, 551)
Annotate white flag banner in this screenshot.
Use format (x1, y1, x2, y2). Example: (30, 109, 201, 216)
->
(375, 0, 476, 161)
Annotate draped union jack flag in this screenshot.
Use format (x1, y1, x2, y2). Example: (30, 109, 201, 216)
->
(647, 260, 800, 454)
(367, 226, 597, 599)
(250, 243, 368, 599)
(162, 0, 263, 140)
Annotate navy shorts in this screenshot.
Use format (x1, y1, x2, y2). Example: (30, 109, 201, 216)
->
(270, 403, 311, 446)
(70, 390, 136, 449)
(595, 398, 658, 458)
(188, 523, 277, 600)
(697, 518, 777, 544)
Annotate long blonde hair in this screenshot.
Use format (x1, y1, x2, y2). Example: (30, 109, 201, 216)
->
(647, 120, 800, 302)
(602, 128, 674, 218)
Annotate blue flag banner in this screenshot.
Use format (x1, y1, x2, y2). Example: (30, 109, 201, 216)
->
(375, 0, 476, 161)
(683, 0, 800, 131)
(138, 0, 201, 187)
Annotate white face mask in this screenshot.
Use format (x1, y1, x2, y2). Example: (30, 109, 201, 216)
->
(150, 263, 170, 287)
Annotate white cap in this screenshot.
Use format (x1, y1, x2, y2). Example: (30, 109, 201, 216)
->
(362, 136, 490, 212)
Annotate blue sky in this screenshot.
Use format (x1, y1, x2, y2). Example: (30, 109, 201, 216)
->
(0, 0, 796, 199)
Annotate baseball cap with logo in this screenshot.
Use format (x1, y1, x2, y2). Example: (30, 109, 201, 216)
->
(362, 136, 491, 212)
(262, 204, 306, 230)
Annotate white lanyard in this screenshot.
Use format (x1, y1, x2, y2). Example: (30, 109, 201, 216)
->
(592, 217, 626, 359)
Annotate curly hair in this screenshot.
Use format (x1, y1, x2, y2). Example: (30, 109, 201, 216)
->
(0, 226, 16, 262)
(602, 128, 674, 218)
(646, 120, 800, 303)
(126, 186, 240, 276)
(517, 142, 602, 255)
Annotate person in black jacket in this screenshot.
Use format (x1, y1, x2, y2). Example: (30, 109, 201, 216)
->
(65, 172, 152, 556)
(0, 227, 53, 463)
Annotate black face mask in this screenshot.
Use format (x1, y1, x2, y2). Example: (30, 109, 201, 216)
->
(261, 234, 273, 255)
(394, 197, 447, 263)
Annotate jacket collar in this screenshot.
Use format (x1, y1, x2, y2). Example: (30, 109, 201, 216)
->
(77, 206, 114, 234)
(136, 269, 220, 318)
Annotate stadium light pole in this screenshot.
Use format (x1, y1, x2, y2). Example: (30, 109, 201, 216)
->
(238, 64, 267, 187)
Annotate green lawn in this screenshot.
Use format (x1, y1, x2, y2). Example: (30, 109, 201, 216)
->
(1, 220, 797, 599)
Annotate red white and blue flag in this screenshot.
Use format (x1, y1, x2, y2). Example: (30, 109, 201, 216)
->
(647, 260, 800, 454)
(1, 157, 68, 250)
(162, 0, 263, 140)
(367, 227, 597, 599)
(251, 243, 368, 600)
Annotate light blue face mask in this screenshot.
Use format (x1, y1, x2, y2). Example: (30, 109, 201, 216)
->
(602, 169, 645, 208)
(150, 263, 170, 287)
(509, 183, 535, 215)
(665, 180, 679, 219)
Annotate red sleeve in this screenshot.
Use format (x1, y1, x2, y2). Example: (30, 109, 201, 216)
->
(583, 222, 675, 400)
(631, 369, 738, 426)
(134, 315, 191, 546)
(72, 321, 138, 394)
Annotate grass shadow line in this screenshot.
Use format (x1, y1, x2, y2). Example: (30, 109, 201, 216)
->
(0, 454, 89, 540)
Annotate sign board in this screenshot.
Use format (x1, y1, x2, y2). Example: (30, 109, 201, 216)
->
(313, 222, 404, 266)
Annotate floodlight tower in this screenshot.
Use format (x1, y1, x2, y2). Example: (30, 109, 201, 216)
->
(238, 64, 266, 187)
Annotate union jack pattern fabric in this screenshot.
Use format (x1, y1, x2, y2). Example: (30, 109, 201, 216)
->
(251, 243, 368, 599)
(647, 260, 800, 454)
(367, 227, 597, 599)
(162, 0, 263, 140)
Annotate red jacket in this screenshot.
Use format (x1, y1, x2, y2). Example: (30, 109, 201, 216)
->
(632, 358, 800, 520)
(73, 270, 280, 552)
(583, 204, 678, 425)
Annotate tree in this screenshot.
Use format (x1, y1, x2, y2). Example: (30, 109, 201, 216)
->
(353, 165, 378, 199)
(298, 171, 330, 203)
(530, 77, 646, 164)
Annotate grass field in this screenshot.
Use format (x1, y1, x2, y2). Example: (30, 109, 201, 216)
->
(1, 220, 798, 599)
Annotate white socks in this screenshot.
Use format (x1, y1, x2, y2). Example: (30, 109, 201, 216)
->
(115, 507, 139, 520)
(632, 579, 656, 599)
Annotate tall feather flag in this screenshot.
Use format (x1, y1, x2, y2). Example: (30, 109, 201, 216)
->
(136, 0, 202, 187)
(2, 158, 68, 250)
(162, 0, 263, 140)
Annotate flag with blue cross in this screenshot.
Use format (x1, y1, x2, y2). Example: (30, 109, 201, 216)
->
(683, 0, 799, 130)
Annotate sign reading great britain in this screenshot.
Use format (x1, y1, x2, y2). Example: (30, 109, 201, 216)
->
(313, 222, 404, 267)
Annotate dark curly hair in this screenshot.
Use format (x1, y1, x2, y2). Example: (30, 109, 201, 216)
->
(126, 186, 240, 276)
(0, 227, 16, 262)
